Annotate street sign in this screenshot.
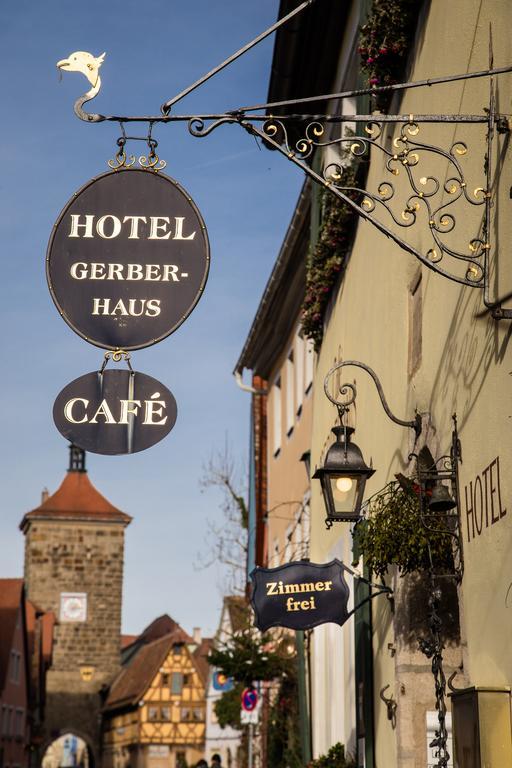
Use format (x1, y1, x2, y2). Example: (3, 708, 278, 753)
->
(241, 687, 258, 712)
(53, 368, 177, 455)
(47, 168, 210, 350)
(212, 671, 234, 692)
(240, 708, 259, 725)
(250, 559, 350, 631)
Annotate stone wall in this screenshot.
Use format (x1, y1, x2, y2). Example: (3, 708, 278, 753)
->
(24, 518, 126, 764)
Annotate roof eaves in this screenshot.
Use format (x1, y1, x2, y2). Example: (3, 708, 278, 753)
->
(234, 179, 311, 377)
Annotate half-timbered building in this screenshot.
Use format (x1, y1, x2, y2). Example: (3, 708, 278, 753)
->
(103, 624, 211, 768)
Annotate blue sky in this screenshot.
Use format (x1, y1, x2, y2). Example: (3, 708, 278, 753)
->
(0, 1, 302, 637)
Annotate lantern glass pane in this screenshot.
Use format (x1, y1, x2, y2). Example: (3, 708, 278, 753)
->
(329, 475, 360, 515)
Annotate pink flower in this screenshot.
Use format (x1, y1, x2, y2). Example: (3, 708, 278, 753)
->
(370, 77, 379, 85)
(367, 57, 375, 64)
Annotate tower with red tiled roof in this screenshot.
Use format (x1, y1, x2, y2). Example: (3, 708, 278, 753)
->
(20, 446, 131, 765)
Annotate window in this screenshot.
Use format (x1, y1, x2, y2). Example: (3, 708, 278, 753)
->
(172, 643, 183, 656)
(176, 752, 187, 768)
(14, 710, 23, 738)
(182, 674, 190, 686)
(409, 271, 422, 376)
(272, 538, 280, 568)
(192, 708, 204, 722)
(180, 707, 191, 721)
(161, 673, 169, 686)
(2, 705, 8, 736)
(285, 350, 295, 436)
(160, 706, 171, 721)
(10, 652, 20, 684)
(295, 333, 305, 416)
(272, 376, 282, 456)
(148, 706, 159, 722)
(305, 339, 314, 393)
(284, 525, 293, 563)
(171, 672, 184, 695)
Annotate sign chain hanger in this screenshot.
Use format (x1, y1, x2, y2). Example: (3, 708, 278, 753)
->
(57, 2, 512, 319)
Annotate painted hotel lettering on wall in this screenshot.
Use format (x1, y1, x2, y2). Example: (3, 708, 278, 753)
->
(464, 456, 507, 542)
(47, 168, 210, 351)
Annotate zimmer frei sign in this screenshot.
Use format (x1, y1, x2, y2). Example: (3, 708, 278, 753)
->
(250, 560, 350, 632)
(48, 167, 209, 454)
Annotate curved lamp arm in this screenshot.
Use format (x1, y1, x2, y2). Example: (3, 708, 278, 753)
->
(324, 360, 422, 438)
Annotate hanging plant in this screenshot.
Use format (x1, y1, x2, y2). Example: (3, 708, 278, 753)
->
(301, 168, 359, 350)
(359, 0, 419, 111)
(353, 479, 454, 577)
(308, 742, 356, 768)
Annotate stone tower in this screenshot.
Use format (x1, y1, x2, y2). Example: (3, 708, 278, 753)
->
(20, 447, 131, 765)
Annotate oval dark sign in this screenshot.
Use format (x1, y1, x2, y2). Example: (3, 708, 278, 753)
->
(53, 369, 178, 455)
(47, 169, 210, 350)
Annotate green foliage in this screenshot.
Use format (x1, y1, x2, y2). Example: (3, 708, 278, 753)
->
(301, 177, 359, 349)
(359, 0, 419, 111)
(209, 630, 293, 686)
(354, 481, 454, 577)
(268, 672, 302, 768)
(213, 682, 245, 729)
(308, 742, 356, 768)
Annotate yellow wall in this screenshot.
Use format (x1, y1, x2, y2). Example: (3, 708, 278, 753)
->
(309, 0, 512, 764)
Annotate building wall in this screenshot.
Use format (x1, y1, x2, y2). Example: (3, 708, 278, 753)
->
(0, 604, 29, 768)
(266, 324, 314, 568)
(24, 518, 126, 762)
(309, 1, 512, 765)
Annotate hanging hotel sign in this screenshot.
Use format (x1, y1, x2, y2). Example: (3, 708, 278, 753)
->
(250, 559, 350, 631)
(47, 168, 210, 350)
(53, 368, 177, 455)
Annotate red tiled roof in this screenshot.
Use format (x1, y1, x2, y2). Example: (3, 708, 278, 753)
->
(41, 612, 56, 664)
(105, 628, 192, 711)
(20, 471, 131, 531)
(0, 579, 24, 692)
(121, 634, 138, 649)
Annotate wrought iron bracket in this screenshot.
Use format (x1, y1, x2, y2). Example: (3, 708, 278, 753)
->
(323, 359, 422, 438)
(56, 0, 512, 319)
(379, 684, 397, 728)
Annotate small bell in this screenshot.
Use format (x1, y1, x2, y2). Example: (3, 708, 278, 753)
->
(428, 483, 456, 512)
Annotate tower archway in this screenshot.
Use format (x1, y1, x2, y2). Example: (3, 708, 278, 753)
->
(42, 732, 96, 768)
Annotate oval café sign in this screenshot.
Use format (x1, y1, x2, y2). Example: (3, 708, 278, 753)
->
(53, 369, 178, 456)
(46, 168, 210, 350)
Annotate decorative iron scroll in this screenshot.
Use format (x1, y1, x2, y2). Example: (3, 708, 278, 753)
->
(232, 115, 489, 289)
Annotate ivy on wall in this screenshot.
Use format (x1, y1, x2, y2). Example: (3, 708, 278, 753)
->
(301, 171, 359, 350)
(359, 0, 419, 111)
(300, 0, 419, 348)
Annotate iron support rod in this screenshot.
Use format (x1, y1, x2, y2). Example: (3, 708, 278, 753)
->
(323, 360, 422, 437)
(92, 111, 493, 124)
(238, 63, 512, 112)
(160, 0, 318, 114)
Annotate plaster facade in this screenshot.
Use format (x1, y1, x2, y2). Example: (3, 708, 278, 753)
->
(307, 1, 512, 765)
